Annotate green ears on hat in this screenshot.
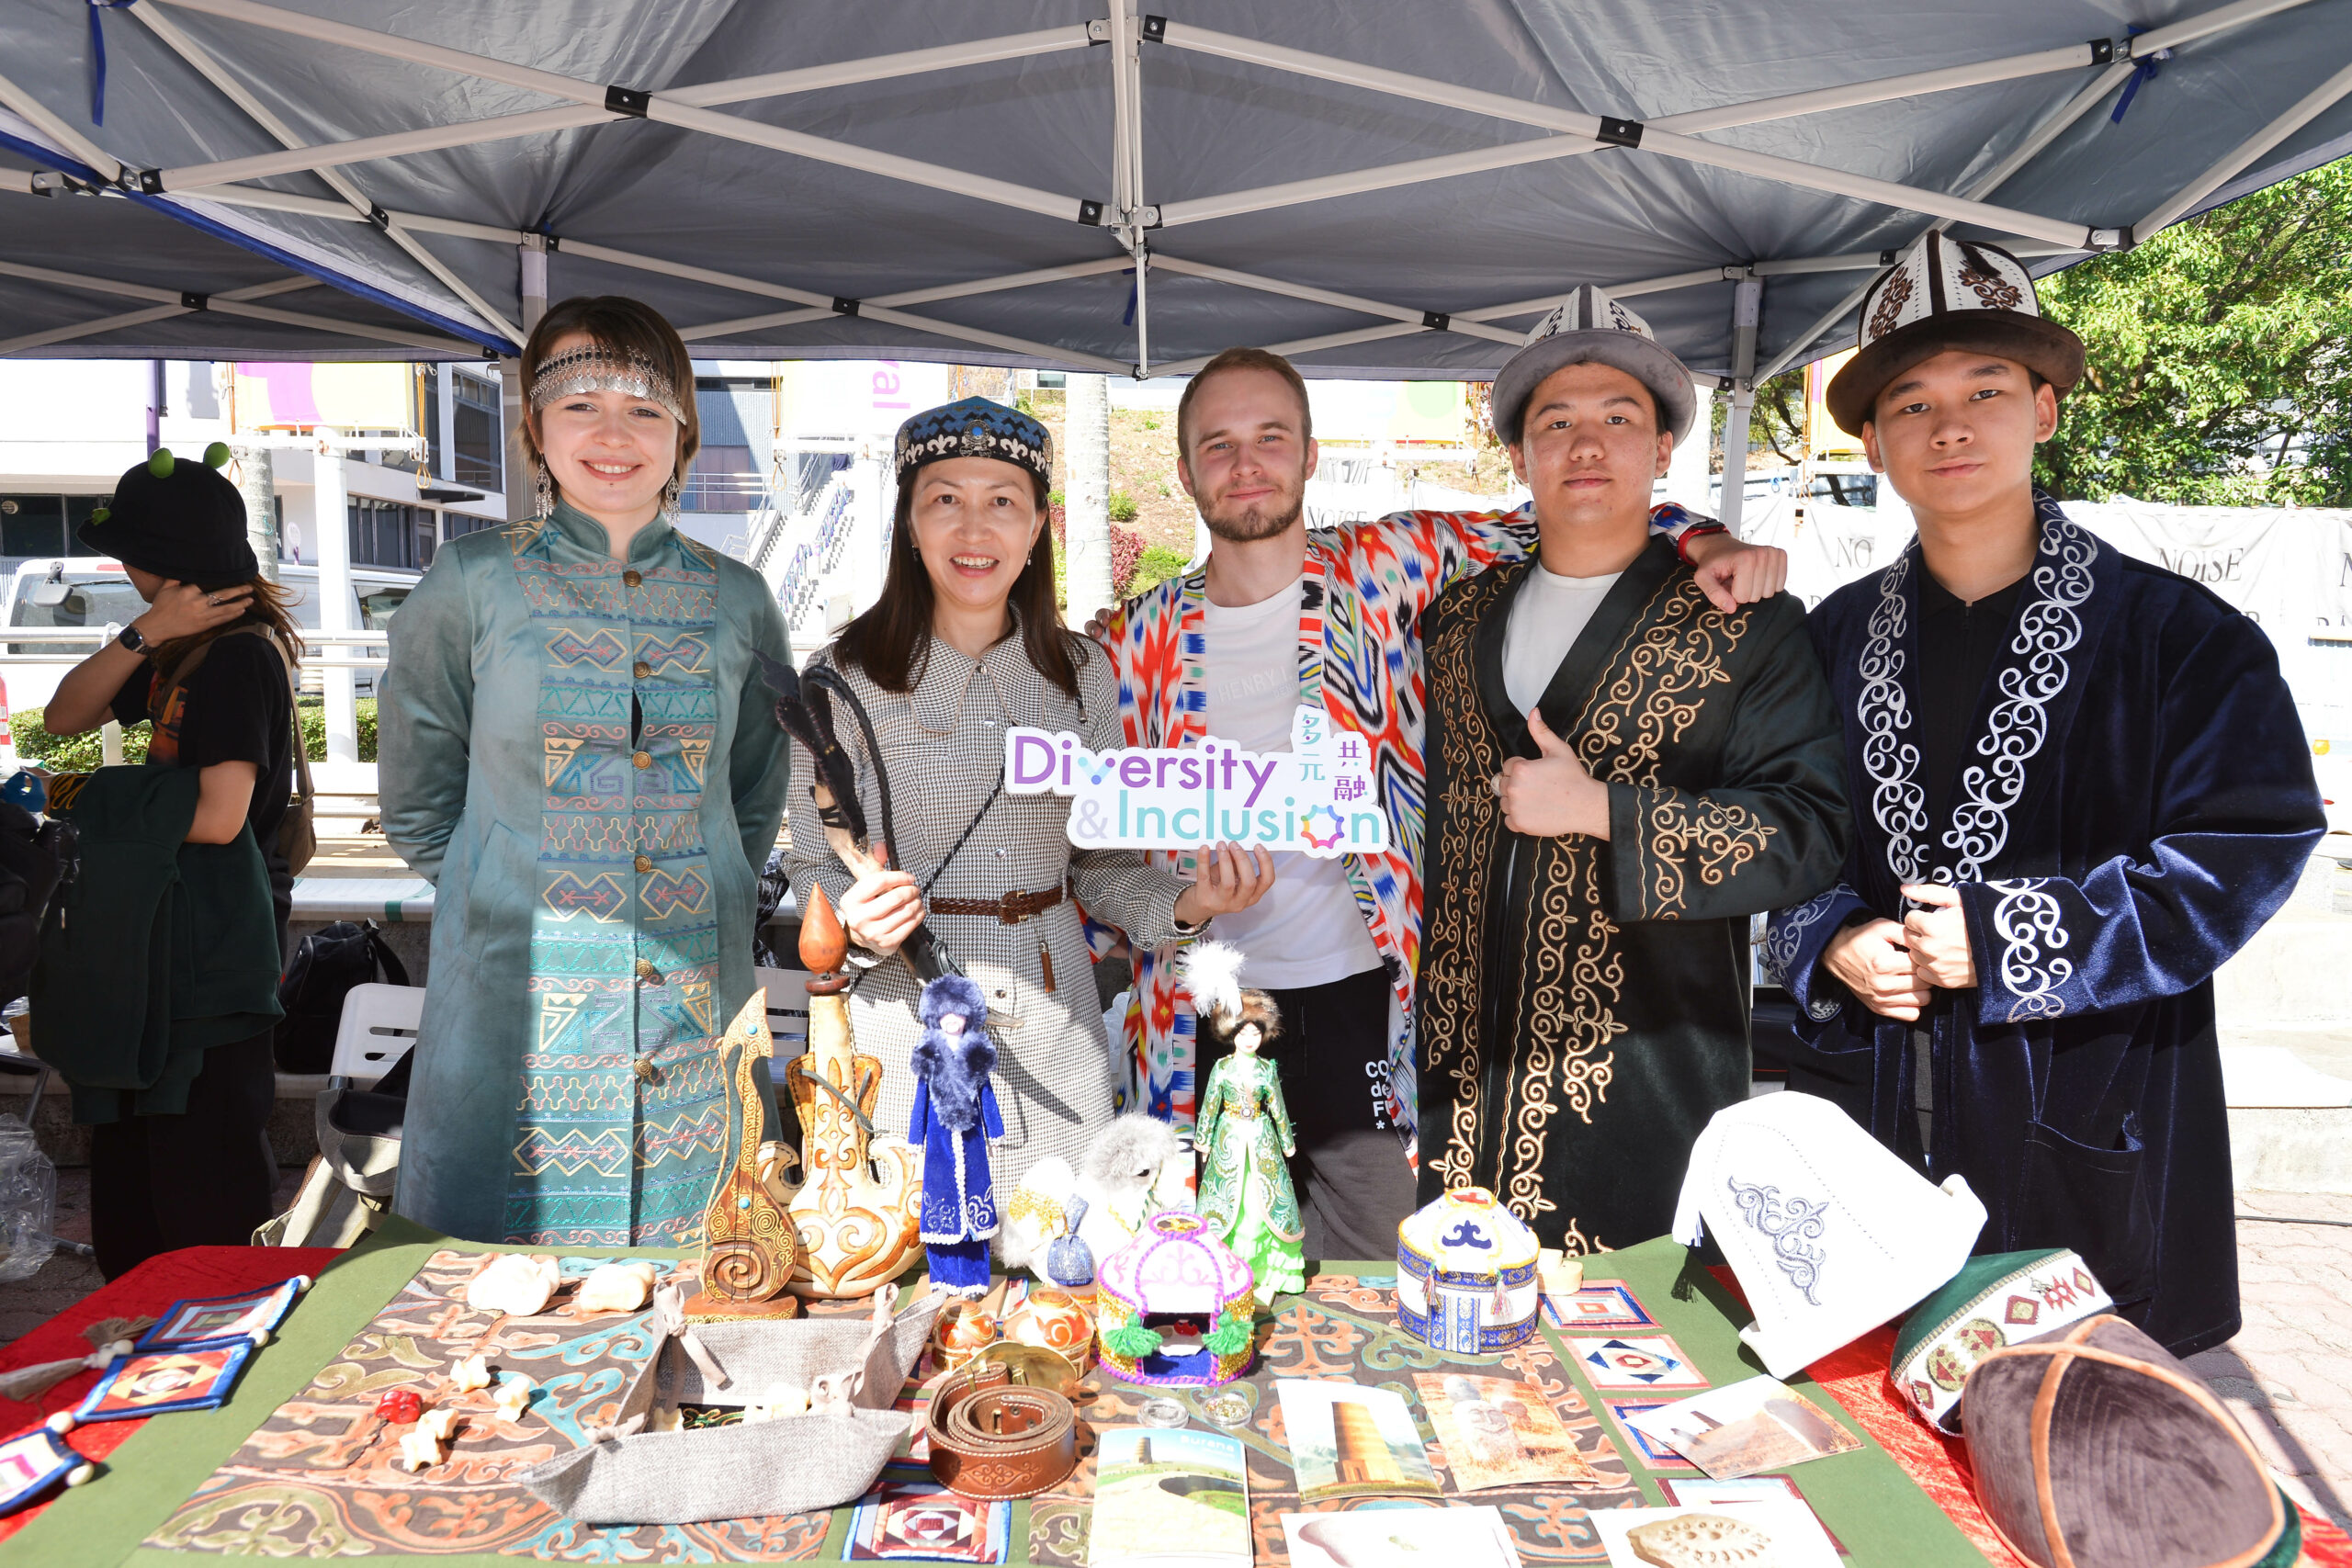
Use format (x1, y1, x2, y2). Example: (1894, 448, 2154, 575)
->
(144, 442, 233, 479)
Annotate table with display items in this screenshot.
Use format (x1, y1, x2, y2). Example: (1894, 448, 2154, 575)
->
(5, 1220, 2346, 1568)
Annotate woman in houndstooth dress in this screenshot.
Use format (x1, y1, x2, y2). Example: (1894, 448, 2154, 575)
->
(786, 398, 1272, 1192)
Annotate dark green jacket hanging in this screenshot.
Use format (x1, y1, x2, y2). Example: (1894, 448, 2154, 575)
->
(30, 764, 284, 1122)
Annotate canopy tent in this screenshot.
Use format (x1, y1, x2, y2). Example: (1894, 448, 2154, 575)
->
(2, 0, 2349, 392)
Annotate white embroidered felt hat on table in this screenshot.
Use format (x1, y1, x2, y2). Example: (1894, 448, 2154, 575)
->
(1672, 1092, 1987, 1380)
(1488, 283, 1697, 446)
(1824, 230, 2086, 436)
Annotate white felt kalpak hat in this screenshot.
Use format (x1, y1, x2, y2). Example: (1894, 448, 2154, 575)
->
(1824, 230, 2086, 437)
(1673, 1092, 1986, 1380)
(1489, 284, 1697, 446)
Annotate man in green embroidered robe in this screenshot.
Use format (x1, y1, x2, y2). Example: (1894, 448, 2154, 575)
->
(1416, 288, 1850, 1253)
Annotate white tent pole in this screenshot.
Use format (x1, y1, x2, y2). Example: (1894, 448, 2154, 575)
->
(312, 437, 359, 763)
(1751, 59, 2138, 385)
(674, 309, 830, 341)
(1159, 24, 2116, 248)
(659, 28, 1092, 107)
(0, 257, 474, 351)
(1134, 239, 1151, 378)
(870, 256, 1136, 308)
(2136, 0, 2328, 53)
(519, 238, 548, 334)
(1154, 321, 1430, 379)
(0, 305, 187, 355)
(0, 68, 123, 183)
(156, 107, 617, 190)
(2135, 57, 2352, 236)
(1148, 254, 1522, 345)
(1717, 276, 1763, 535)
(129, 0, 525, 344)
(1158, 135, 1600, 228)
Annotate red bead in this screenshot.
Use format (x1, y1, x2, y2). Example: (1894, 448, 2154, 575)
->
(376, 1389, 424, 1424)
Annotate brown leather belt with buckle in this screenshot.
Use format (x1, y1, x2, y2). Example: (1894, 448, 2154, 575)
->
(930, 881, 1071, 925)
(925, 1361, 1080, 1501)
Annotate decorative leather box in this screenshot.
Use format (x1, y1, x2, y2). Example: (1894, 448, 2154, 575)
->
(1396, 1187, 1539, 1353)
(1093, 1211, 1257, 1387)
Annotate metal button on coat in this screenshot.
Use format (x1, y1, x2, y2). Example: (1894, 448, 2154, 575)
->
(633, 660, 651, 678)
(635, 854, 654, 874)
(634, 750, 653, 769)
(623, 569, 643, 587)
(636, 959, 662, 983)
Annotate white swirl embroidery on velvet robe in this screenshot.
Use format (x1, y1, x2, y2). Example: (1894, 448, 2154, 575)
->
(1988, 876, 2072, 1021)
(1944, 513, 2098, 880)
(1762, 886, 1856, 1018)
(1857, 554, 1928, 885)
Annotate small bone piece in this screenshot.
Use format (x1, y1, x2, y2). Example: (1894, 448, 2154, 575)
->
(415, 1406, 458, 1443)
(746, 1381, 806, 1423)
(466, 1253, 562, 1316)
(807, 1371, 861, 1415)
(449, 1353, 493, 1393)
(395, 1427, 444, 1472)
(575, 1260, 660, 1314)
(492, 1373, 536, 1422)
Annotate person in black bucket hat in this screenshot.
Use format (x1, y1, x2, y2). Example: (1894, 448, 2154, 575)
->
(33, 441, 305, 1280)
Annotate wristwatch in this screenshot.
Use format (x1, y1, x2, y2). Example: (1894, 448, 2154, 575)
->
(116, 625, 147, 654)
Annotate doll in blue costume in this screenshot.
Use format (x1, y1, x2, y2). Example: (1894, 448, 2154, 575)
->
(910, 976, 1003, 1296)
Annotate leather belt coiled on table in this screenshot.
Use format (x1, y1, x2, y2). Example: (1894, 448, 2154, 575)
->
(925, 1361, 1079, 1501)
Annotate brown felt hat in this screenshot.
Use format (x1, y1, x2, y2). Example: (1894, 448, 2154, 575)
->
(1825, 231, 2085, 437)
(1962, 1314, 2301, 1568)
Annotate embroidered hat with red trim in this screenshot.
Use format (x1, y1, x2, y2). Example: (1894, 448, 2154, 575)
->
(1825, 231, 2086, 436)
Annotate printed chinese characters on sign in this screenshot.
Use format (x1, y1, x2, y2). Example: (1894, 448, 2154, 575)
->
(1005, 705, 1388, 857)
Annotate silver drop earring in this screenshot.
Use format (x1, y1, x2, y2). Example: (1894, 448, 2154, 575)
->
(534, 457, 554, 520)
(659, 471, 683, 518)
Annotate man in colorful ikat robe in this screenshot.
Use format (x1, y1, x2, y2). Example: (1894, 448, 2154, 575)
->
(1764, 233, 2325, 1354)
(1416, 287, 1850, 1254)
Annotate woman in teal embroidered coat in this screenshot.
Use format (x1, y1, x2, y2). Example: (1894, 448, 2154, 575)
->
(381, 297, 789, 1247)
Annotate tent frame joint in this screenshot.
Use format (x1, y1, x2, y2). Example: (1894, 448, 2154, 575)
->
(604, 84, 650, 118)
(1594, 117, 1644, 148)
(831, 296, 860, 317)
(2087, 38, 2117, 64)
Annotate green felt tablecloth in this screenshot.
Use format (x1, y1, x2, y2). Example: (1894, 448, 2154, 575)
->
(10, 1217, 1984, 1567)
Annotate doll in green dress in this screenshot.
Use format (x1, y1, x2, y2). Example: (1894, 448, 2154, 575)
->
(1187, 942, 1306, 1305)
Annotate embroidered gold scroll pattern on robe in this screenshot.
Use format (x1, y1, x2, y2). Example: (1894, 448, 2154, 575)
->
(1570, 578, 1749, 788)
(1636, 789, 1777, 918)
(1500, 833, 1624, 1234)
(1423, 581, 1506, 1197)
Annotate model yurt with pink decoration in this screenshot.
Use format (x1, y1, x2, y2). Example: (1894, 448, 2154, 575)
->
(1092, 1212, 1257, 1387)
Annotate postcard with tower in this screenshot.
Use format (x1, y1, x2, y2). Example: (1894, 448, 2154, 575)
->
(1275, 1380, 1442, 1504)
(1088, 1427, 1252, 1568)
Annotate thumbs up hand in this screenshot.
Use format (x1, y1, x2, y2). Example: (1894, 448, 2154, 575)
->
(1491, 708, 1613, 839)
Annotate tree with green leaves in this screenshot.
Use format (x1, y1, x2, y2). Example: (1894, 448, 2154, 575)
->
(2035, 158, 2351, 505)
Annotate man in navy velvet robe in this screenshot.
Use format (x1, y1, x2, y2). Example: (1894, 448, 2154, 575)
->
(1764, 232, 2325, 1357)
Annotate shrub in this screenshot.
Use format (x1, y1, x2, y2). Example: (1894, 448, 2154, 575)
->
(12, 697, 378, 769)
(1127, 544, 1193, 597)
(1050, 511, 1147, 596)
(1107, 490, 1141, 524)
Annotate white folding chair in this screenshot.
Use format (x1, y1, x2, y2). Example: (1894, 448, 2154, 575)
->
(328, 983, 424, 1088)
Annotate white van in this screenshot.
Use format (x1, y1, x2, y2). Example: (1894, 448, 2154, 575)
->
(0, 557, 418, 713)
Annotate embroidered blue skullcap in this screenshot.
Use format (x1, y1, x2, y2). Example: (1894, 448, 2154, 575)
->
(893, 396, 1053, 491)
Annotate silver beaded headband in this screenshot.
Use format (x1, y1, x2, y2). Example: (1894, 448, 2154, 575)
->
(528, 344, 686, 423)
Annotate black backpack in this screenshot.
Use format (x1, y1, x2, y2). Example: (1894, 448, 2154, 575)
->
(274, 919, 409, 1074)
(0, 798, 72, 1012)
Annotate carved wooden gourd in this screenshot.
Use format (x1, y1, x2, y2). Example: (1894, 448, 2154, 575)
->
(762, 883, 925, 1297)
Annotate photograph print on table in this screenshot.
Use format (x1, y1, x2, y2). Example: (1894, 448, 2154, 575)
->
(1569, 1337, 1709, 1392)
(1589, 1498, 1840, 1568)
(1600, 1401, 1703, 1473)
(1624, 1377, 1860, 1480)
(1412, 1372, 1603, 1492)
(1275, 1381, 1442, 1503)
(1088, 1427, 1252, 1568)
(1657, 1478, 1848, 1556)
(1282, 1505, 1526, 1568)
